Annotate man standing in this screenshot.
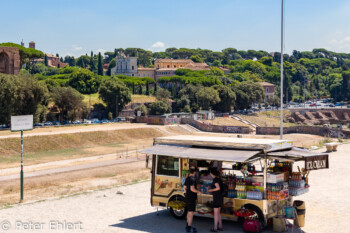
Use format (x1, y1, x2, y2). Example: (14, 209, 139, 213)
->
(184, 167, 201, 233)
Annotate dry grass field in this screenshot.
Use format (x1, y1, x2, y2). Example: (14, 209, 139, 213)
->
(203, 117, 253, 128)
(239, 110, 298, 127)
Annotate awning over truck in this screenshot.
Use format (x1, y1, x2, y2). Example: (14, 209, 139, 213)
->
(267, 147, 329, 171)
(140, 144, 261, 162)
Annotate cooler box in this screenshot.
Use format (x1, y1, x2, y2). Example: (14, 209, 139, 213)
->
(267, 173, 284, 183)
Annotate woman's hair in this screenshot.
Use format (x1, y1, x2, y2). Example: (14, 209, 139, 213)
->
(210, 167, 219, 177)
(189, 167, 197, 174)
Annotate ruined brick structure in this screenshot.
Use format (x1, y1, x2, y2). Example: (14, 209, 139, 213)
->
(0, 47, 21, 75)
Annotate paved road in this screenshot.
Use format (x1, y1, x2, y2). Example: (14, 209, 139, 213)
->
(0, 154, 141, 183)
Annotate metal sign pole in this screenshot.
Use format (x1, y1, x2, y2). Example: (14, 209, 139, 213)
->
(20, 129, 24, 201)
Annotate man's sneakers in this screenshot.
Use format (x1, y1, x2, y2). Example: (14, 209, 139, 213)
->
(186, 226, 197, 233)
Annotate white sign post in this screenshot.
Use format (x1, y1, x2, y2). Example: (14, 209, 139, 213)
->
(11, 115, 33, 201)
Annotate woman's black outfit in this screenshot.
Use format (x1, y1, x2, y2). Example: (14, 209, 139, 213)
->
(211, 177, 223, 208)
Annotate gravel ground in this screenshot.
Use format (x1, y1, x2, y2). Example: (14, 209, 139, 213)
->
(0, 143, 349, 233)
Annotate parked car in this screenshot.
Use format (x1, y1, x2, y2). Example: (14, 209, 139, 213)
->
(53, 121, 61, 126)
(310, 103, 316, 107)
(34, 123, 43, 127)
(73, 120, 81, 125)
(347, 105, 350, 109)
(62, 120, 71, 125)
(117, 117, 126, 122)
(91, 119, 101, 124)
(306, 101, 312, 104)
(336, 102, 345, 106)
(329, 104, 335, 107)
(101, 119, 110, 124)
(83, 119, 92, 124)
(44, 121, 53, 126)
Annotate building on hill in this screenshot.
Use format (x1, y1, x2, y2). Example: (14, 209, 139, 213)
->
(110, 55, 211, 81)
(137, 67, 156, 78)
(154, 58, 192, 69)
(36, 54, 68, 68)
(259, 82, 275, 102)
(110, 53, 138, 76)
(29, 41, 35, 49)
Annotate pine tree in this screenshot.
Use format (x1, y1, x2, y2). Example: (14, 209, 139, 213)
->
(90, 51, 96, 72)
(44, 54, 48, 66)
(98, 52, 103, 75)
(154, 83, 158, 94)
(146, 81, 150, 95)
(139, 84, 143, 95)
(171, 84, 176, 98)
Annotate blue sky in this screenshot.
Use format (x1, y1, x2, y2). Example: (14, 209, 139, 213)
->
(2, 0, 350, 57)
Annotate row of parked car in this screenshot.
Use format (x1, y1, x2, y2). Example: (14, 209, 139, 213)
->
(0, 118, 127, 129)
(33, 117, 127, 127)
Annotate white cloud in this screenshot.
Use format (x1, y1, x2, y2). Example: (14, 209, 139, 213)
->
(150, 41, 166, 52)
(328, 36, 350, 52)
(96, 49, 106, 54)
(72, 45, 83, 51)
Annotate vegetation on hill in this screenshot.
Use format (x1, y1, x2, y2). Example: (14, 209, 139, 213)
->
(2, 42, 350, 122)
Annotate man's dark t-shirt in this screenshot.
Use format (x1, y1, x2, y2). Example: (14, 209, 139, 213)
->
(185, 176, 197, 202)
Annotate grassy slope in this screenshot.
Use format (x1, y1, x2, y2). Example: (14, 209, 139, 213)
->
(239, 110, 298, 127)
(0, 128, 164, 165)
(83, 94, 156, 107)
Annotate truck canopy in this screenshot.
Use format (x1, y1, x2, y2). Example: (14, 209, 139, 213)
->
(142, 136, 329, 170)
(153, 135, 293, 152)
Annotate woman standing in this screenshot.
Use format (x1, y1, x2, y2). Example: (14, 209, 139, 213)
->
(208, 168, 223, 232)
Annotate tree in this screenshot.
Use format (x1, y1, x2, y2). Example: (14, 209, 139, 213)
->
(107, 58, 116, 76)
(134, 104, 148, 116)
(44, 54, 48, 66)
(155, 88, 171, 102)
(196, 87, 220, 110)
(69, 68, 100, 94)
(98, 52, 103, 76)
(98, 77, 132, 117)
(149, 101, 171, 115)
(51, 86, 88, 121)
(213, 85, 236, 112)
(90, 51, 96, 72)
(190, 55, 204, 63)
(64, 56, 76, 66)
(233, 82, 264, 109)
(76, 55, 90, 68)
(146, 81, 150, 95)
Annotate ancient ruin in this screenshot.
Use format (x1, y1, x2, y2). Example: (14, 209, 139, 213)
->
(0, 46, 20, 75)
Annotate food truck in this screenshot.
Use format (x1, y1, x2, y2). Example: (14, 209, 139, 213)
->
(141, 135, 329, 230)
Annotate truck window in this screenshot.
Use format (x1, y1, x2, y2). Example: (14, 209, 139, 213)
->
(156, 155, 179, 177)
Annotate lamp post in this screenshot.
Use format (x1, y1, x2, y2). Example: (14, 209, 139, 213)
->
(280, 0, 284, 140)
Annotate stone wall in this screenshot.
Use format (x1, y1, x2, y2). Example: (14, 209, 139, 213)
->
(290, 109, 350, 125)
(181, 118, 251, 134)
(136, 116, 181, 125)
(256, 126, 350, 139)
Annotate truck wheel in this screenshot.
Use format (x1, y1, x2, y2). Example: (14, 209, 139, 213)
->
(169, 196, 187, 219)
(242, 204, 265, 230)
